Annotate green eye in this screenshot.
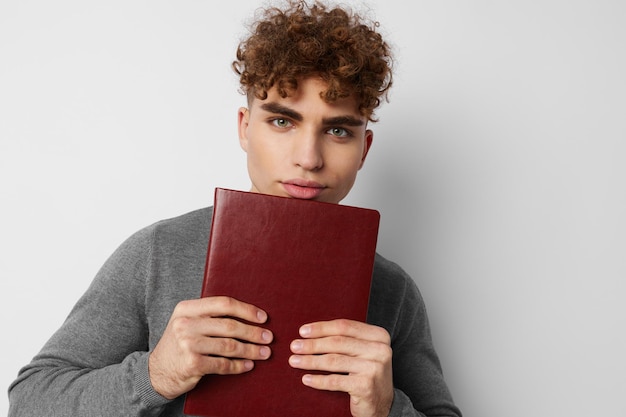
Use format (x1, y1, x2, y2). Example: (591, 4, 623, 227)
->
(328, 127, 349, 137)
(272, 118, 291, 128)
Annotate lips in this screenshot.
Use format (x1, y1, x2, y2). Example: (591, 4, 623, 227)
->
(281, 179, 326, 199)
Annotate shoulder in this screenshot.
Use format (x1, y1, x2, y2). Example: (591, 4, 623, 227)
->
(101, 207, 214, 272)
(371, 253, 420, 301)
(146, 206, 213, 241)
(91, 207, 214, 302)
(122, 206, 213, 249)
(373, 253, 410, 278)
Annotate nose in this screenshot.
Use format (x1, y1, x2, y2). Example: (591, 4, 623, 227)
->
(292, 131, 323, 171)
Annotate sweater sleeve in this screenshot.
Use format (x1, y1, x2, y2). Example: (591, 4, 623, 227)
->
(8, 226, 171, 417)
(369, 255, 462, 417)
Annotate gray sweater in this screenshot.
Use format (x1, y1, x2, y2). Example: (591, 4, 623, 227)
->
(8, 207, 461, 417)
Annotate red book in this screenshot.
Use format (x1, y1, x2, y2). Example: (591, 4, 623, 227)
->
(183, 188, 380, 417)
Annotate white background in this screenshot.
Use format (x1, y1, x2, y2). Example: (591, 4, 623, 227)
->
(1, 1, 625, 416)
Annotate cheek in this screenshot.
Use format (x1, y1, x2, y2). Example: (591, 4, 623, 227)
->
(336, 146, 366, 172)
(246, 137, 281, 170)
(327, 153, 362, 188)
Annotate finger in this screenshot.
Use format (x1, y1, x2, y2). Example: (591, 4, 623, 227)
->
(299, 372, 394, 417)
(191, 316, 273, 345)
(289, 352, 364, 374)
(195, 356, 257, 376)
(299, 319, 390, 344)
(195, 336, 272, 361)
(176, 296, 269, 324)
(297, 364, 395, 417)
(300, 372, 350, 393)
(290, 335, 391, 360)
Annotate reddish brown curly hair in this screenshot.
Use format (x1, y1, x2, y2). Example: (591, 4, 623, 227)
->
(232, 0, 393, 121)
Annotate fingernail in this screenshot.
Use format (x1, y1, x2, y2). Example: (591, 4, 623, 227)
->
(289, 355, 301, 366)
(299, 325, 311, 337)
(262, 330, 272, 342)
(244, 360, 254, 370)
(302, 375, 312, 385)
(259, 346, 271, 358)
(257, 310, 267, 322)
(291, 340, 303, 352)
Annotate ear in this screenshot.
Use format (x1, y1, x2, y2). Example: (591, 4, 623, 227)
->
(237, 107, 250, 152)
(358, 129, 374, 169)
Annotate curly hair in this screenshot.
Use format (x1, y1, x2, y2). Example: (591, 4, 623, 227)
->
(232, 0, 393, 121)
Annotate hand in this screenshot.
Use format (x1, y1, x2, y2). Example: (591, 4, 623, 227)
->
(288, 319, 394, 417)
(148, 296, 273, 399)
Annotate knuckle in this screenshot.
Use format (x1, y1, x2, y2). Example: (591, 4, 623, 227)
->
(376, 343, 392, 361)
(174, 299, 192, 313)
(171, 316, 192, 334)
(378, 328, 391, 345)
(178, 335, 195, 353)
(215, 296, 235, 310)
(218, 338, 239, 356)
(186, 354, 204, 371)
(222, 318, 239, 333)
(212, 357, 233, 374)
(328, 335, 346, 348)
(328, 374, 343, 390)
(335, 319, 352, 333)
(328, 353, 344, 368)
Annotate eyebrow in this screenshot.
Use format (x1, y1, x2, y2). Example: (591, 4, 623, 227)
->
(259, 102, 365, 127)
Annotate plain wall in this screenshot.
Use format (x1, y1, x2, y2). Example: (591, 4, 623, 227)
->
(1, 1, 624, 415)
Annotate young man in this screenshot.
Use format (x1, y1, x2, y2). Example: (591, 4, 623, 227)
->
(8, 1, 461, 416)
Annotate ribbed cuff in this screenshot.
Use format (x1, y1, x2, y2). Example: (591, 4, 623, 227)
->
(388, 388, 425, 417)
(133, 352, 172, 409)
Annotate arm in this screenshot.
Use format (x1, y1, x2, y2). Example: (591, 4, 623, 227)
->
(8, 227, 168, 417)
(8, 223, 273, 416)
(371, 257, 462, 417)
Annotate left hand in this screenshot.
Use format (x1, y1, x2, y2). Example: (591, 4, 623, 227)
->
(288, 319, 394, 417)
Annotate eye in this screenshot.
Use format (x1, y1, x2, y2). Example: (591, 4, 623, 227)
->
(272, 118, 292, 128)
(327, 127, 350, 137)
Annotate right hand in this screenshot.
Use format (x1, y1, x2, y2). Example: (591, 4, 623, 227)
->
(148, 296, 273, 399)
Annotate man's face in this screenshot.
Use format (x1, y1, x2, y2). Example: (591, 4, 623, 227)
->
(238, 77, 373, 204)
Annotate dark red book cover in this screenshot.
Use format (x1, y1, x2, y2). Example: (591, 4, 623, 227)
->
(183, 188, 380, 417)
